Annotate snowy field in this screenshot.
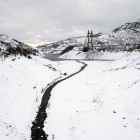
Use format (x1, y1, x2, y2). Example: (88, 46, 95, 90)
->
(0, 55, 82, 140)
(0, 51, 140, 140)
(60, 49, 128, 60)
(45, 51, 140, 140)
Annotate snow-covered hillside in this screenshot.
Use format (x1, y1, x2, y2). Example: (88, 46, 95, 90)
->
(60, 49, 127, 60)
(0, 34, 38, 58)
(58, 22, 140, 60)
(93, 22, 140, 45)
(38, 22, 140, 55)
(37, 36, 85, 55)
(0, 54, 83, 140)
(0, 56, 59, 140)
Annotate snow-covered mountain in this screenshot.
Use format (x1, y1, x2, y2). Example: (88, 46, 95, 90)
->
(38, 22, 140, 55)
(93, 22, 140, 46)
(37, 36, 85, 54)
(0, 34, 38, 58)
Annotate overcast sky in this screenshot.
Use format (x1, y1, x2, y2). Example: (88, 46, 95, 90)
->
(0, 0, 140, 47)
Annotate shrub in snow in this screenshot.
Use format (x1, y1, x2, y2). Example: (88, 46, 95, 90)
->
(83, 47, 88, 52)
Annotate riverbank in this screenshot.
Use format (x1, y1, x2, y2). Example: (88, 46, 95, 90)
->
(0, 55, 82, 140)
(44, 51, 140, 140)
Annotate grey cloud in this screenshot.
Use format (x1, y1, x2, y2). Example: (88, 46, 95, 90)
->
(137, 18, 140, 22)
(0, 0, 140, 47)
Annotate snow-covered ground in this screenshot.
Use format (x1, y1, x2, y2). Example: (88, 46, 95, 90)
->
(60, 49, 128, 60)
(45, 51, 140, 140)
(0, 55, 82, 140)
(0, 51, 140, 140)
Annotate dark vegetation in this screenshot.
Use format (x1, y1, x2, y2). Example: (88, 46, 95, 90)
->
(0, 40, 38, 58)
(82, 44, 140, 53)
(4, 47, 38, 58)
(61, 45, 74, 54)
(83, 47, 89, 52)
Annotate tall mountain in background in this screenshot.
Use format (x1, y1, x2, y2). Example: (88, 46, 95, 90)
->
(93, 22, 140, 46)
(38, 22, 140, 55)
(37, 36, 85, 54)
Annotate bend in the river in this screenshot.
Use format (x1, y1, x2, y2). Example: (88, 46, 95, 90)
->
(31, 61, 87, 140)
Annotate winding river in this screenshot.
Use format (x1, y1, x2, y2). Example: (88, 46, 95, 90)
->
(31, 60, 87, 140)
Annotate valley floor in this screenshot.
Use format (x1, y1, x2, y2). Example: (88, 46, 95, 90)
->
(0, 55, 82, 140)
(45, 51, 140, 140)
(0, 51, 140, 140)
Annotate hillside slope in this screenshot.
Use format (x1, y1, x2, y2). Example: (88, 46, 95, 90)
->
(94, 22, 140, 45)
(0, 34, 38, 58)
(0, 52, 83, 140)
(37, 36, 85, 55)
(38, 22, 140, 56)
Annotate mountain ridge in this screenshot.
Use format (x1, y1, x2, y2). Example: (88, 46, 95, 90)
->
(0, 34, 38, 58)
(37, 21, 140, 55)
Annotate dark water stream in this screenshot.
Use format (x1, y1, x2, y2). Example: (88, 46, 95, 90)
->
(31, 61, 87, 140)
(31, 53, 115, 140)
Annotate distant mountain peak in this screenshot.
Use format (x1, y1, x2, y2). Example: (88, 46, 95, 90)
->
(112, 22, 140, 33)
